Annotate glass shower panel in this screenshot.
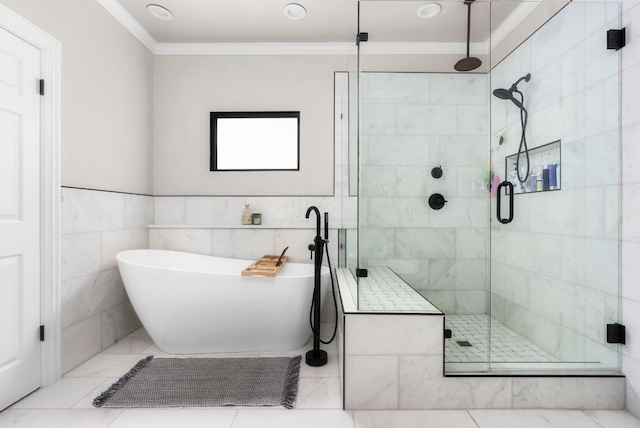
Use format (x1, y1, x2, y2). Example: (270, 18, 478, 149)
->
(488, 1, 621, 371)
(356, 1, 490, 345)
(335, 71, 358, 275)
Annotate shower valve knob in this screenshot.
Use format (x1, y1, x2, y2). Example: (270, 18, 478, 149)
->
(428, 193, 447, 210)
(431, 166, 443, 179)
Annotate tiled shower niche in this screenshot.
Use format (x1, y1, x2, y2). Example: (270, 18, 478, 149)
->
(504, 140, 561, 194)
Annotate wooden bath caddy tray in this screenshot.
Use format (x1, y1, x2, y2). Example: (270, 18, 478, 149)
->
(241, 248, 289, 277)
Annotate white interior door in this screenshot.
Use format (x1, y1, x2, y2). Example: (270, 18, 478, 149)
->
(0, 27, 41, 411)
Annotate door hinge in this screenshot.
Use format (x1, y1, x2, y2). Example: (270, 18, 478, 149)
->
(356, 32, 368, 46)
(40, 325, 45, 341)
(607, 323, 625, 344)
(444, 328, 452, 339)
(39, 79, 45, 96)
(607, 28, 626, 51)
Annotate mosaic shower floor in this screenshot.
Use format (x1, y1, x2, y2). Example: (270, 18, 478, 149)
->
(445, 314, 558, 365)
(445, 315, 610, 372)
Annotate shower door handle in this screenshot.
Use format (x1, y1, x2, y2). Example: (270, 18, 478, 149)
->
(496, 181, 514, 224)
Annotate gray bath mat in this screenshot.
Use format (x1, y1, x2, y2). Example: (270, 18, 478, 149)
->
(93, 355, 301, 409)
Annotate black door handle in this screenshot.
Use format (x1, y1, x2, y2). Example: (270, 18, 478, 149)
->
(496, 181, 514, 224)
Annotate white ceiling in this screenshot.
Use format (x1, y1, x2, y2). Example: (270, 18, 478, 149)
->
(116, 0, 526, 44)
(120, 0, 357, 43)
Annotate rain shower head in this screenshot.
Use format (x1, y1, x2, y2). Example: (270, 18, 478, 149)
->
(454, 0, 482, 72)
(492, 73, 531, 110)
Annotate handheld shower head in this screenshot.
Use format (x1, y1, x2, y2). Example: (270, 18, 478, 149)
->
(492, 74, 531, 110)
(493, 74, 532, 186)
(492, 88, 512, 100)
(513, 73, 531, 88)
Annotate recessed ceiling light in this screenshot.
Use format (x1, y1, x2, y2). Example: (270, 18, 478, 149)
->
(147, 4, 173, 21)
(417, 3, 442, 20)
(283, 3, 306, 21)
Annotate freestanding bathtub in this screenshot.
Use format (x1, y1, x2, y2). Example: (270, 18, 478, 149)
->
(116, 249, 329, 354)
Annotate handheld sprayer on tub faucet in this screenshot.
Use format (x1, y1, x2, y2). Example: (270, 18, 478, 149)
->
(305, 206, 339, 367)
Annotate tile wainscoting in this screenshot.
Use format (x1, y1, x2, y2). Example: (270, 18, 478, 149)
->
(148, 225, 339, 265)
(61, 187, 153, 374)
(150, 195, 349, 264)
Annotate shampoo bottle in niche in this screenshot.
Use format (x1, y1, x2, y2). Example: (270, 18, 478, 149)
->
(242, 203, 253, 225)
(548, 156, 557, 190)
(509, 163, 519, 192)
(536, 165, 543, 191)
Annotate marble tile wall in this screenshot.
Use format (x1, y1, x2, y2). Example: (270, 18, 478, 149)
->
(150, 198, 341, 264)
(489, 2, 621, 368)
(61, 187, 152, 374)
(358, 72, 489, 315)
(344, 313, 445, 409)
(620, 0, 640, 417)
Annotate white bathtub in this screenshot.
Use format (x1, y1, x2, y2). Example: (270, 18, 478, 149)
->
(116, 249, 329, 354)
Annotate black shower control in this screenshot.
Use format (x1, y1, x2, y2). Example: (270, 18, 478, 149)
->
(431, 166, 443, 179)
(428, 194, 447, 210)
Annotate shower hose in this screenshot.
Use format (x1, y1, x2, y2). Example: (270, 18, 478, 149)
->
(308, 240, 339, 345)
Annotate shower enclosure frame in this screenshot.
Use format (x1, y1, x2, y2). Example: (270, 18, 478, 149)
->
(351, 0, 623, 375)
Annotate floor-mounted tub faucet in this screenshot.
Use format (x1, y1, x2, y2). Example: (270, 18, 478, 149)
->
(305, 206, 324, 264)
(305, 205, 328, 367)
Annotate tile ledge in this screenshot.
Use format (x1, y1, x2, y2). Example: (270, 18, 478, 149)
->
(148, 224, 345, 229)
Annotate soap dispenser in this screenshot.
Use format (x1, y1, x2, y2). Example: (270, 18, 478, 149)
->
(242, 203, 253, 225)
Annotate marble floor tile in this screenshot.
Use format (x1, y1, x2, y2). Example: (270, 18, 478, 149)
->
(353, 410, 479, 428)
(584, 410, 640, 427)
(469, 409, 602, 428)
(102, 337, 155, 354)
(72, 378, 119, 409)
(295, 378, 343, 409)
(8, 327, 635, 428)
(0, 409, 123, 427)
(128, 327, 149, 337)
(299, 354, 340, 378)
(108, 409, 237, 428)
(65, 354, 147, 378)
(10, 378, 108, 409)
(230, 409, 354, 428)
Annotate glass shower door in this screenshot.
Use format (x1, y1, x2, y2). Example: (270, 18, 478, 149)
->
(488, 1, 621, 372)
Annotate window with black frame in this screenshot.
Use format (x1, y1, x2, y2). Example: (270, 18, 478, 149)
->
(210, 111, 300, 171)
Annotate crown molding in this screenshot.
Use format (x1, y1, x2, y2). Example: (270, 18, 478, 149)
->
(360, 41, 488, 56)
(155, 42, 356, 56)
(490, 1, 538, 50)
(155, 41, 492, 56)
(96, 0, 157, 53)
